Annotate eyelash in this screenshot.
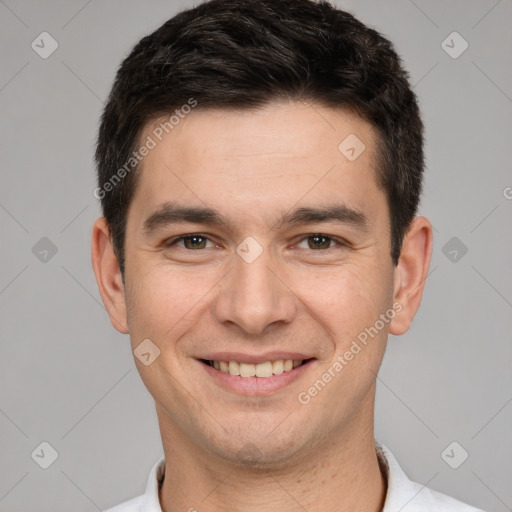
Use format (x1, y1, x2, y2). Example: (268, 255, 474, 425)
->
(163, 233, 349, 251)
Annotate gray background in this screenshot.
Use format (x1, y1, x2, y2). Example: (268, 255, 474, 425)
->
(1, 0, 511, 510)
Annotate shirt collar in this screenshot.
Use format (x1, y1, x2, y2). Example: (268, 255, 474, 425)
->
(140, 453, 165, 512)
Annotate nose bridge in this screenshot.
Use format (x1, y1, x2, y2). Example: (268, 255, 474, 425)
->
(213, 243, 296, 334)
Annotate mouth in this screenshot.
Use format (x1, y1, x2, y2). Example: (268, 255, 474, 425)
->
(201, 358, 309, 377)
(197, 357, 315, 395)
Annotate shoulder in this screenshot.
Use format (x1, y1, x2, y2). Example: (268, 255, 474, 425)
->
(103, 495, 143, 512)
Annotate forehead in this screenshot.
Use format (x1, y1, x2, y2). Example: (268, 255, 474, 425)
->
(142, 101, 377, 167)
(129, 102, 386, 230)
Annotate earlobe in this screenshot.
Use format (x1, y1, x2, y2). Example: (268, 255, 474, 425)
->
(389, 216, 433, 336)
(91, 217, 129, 334)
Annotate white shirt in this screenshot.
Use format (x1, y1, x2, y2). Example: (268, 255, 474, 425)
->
(104, 442, 485, 512)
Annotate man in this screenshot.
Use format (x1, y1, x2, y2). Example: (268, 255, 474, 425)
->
(91, 0, 484, 510)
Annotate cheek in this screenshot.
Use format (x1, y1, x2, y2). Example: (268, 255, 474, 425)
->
(298, 266, 393, 415)
(124, 264, 206, 348)
(124, 267, 209, 409)
(295, 263, 393, 339)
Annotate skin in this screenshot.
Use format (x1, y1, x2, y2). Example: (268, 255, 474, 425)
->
(92, 101, 432, 512)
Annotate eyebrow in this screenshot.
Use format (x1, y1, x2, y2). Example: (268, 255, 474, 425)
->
(143, 201, 368, 236)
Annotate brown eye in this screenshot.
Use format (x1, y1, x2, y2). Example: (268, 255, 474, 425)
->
(182, 235, 208, 249)
(310, 234, 332, 249)
(166, 234, 214, 250)
(297, 234, 335, 250)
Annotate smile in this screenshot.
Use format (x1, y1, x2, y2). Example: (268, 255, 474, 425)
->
(198, 357, 314, 395)
(206, 359, 304, 377)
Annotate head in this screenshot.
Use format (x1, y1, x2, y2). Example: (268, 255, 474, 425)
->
(92, 0, 432, 467)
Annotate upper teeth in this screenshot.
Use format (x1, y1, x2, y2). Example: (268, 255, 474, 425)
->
(211, 359, 303, 377)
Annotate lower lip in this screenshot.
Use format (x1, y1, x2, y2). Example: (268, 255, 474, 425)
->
(198, 360, 315, 396)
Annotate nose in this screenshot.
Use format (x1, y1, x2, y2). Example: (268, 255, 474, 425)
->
(212, 246, 297, 335)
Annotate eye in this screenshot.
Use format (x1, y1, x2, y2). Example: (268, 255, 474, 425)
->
(165, 234, 216, 250)
(163, 233, 347, 252)
(296, 234, 345, 250)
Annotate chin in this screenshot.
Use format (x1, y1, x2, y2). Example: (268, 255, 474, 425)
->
(202, 422, 322, 470)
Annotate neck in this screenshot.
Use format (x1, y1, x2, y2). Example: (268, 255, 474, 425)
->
(157, 396, 386, 512)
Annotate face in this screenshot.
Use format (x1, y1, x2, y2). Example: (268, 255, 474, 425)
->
(98, 101, 419, 467)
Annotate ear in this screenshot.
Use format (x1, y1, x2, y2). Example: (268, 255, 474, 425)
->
(91, 217, 129, 334)
(389, 216, 433, 336)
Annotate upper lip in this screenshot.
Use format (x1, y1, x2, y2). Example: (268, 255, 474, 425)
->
(197, 352, 315, 364)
